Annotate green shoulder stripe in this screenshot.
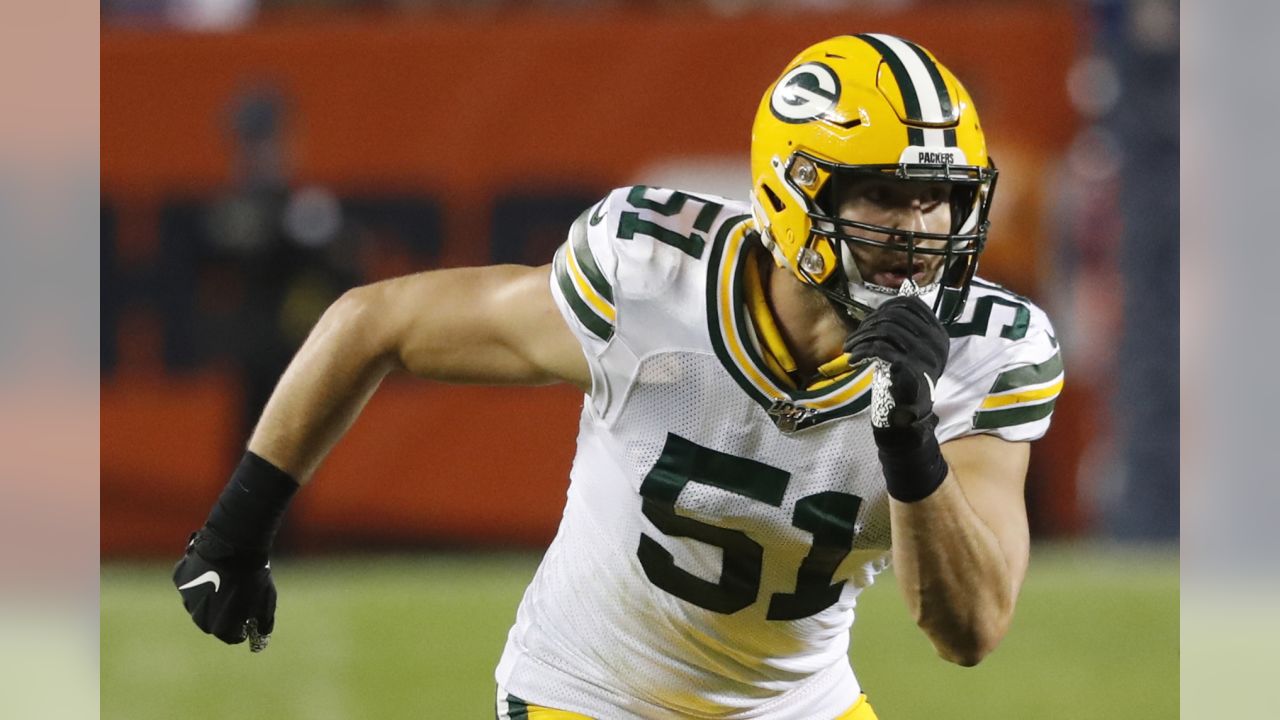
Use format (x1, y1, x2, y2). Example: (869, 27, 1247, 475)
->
(504, 693, 530, 719)
(553, 248, 613, 342)
(569, 210, 613, 304)
(991, 352, 1063, 393)
(973, 399, 1057, 429)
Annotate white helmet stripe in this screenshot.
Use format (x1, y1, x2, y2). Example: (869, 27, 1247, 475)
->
(866, 33, 949, 125)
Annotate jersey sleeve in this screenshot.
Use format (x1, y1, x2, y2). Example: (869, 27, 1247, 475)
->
(548, 189, 629, 410)
(549, 185, 734, 417)
(549, 193, 620, 352)
(934, 298, 1064, 444)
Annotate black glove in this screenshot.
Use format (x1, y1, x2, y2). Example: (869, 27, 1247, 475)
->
(173, 528, 277, 651)
(844, 295, 949, 428)
(844, 296, 951, 502)
(174, 451, 297, 651)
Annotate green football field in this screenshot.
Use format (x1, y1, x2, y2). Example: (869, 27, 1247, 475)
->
(102, 543, 1176, 719)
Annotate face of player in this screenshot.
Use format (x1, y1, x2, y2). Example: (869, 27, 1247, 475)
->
(834, 176, 953, 291)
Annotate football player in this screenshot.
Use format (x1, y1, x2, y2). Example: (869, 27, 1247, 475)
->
(174, 34, 1062, 719)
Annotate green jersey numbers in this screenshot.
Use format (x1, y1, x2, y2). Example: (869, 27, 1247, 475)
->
(617, 186, 724, 258)
(637, 433, 865, 619)
(766, 490, 863, 620)
(637, 433, 788, 614)
(947, 292, 1031, 341)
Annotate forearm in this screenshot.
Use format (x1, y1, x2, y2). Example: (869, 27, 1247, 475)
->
(248, 286, 398, 483)
(172, 300, 394, 648)
(889, 470, 1022, 666)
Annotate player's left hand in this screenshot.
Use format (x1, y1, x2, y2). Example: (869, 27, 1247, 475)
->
(844, 295, 949, 428)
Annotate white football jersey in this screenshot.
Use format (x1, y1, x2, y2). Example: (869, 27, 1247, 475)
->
(495, 186, 1061, 719)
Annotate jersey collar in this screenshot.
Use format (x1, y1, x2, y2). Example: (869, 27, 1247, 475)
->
(706, 217, 874, 431)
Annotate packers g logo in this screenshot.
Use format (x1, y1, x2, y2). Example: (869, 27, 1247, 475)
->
(770, 62, 841, 124)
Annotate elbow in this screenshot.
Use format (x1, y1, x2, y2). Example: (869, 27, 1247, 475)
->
(325, 285, 384, 337)
(932, 630, 1002, 667)
(316, 285, 397, 362)
(918, 604, 1013, 668)
(328, 285, 378, 326)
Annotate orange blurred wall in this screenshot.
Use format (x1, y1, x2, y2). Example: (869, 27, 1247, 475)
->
(101, 5, 1082, 556)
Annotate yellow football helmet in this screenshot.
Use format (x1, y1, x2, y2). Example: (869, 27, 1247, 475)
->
(750, 34, 997, 323)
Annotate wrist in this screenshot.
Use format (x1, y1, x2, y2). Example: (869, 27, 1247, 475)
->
(203, 451, 299, 555)
(874, 417, 948, 503)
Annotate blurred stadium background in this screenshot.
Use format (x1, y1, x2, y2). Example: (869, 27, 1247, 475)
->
(100, 1, 1178, 718)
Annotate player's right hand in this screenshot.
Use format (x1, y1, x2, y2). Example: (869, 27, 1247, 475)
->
(843, 295, 949, 428)
(172, 528, 277, 652)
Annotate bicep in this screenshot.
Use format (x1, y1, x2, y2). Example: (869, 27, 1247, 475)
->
(370, 264, 590, 390)
(940, 434, 1032, 586)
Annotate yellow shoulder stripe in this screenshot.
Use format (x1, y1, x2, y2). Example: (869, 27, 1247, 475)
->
(524, 704, 593, 720)
(565, 241, 616, 322)
(980, 375, 1063, 410)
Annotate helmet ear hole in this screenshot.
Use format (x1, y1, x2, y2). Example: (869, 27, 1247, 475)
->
(814, 177, 833, 216)
(760, 183, 786, 213)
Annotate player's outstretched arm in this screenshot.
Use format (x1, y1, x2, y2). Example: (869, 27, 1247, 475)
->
(174, 264, 587, 650)
(249, 264, 588, 480)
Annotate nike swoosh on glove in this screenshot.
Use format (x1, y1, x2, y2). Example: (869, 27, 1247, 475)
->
(173, 528, 277, 652)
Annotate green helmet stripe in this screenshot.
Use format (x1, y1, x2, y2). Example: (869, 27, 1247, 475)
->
(856, 33, 923, 123)
(900, 38, 955, 120)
